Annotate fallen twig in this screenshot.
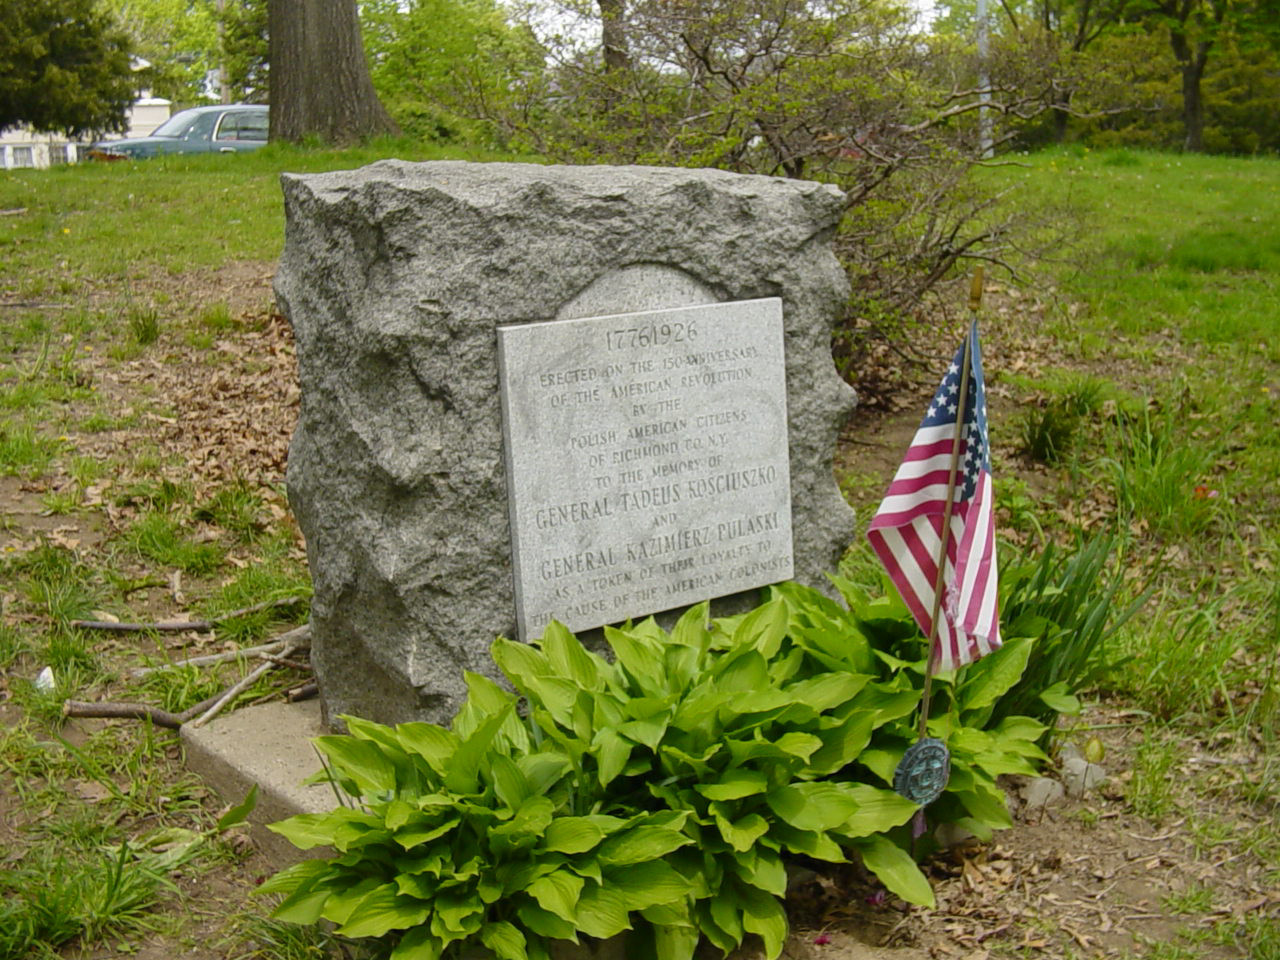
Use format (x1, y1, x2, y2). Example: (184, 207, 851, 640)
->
(72, 619, 213, 633)
(287, 681, 319, 702)
(62, 690, 227, 729)
(259, 653, 311, 670)
(128, 624, 311, 679)
(72, 595, 308, 635)
(64, 700, 186, 729)
(189, 635, 307, 728)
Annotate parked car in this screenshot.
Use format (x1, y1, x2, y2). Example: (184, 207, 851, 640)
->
(88, 104, 269, 160)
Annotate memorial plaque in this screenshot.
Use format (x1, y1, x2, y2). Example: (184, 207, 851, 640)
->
(498, 298, 793, 639)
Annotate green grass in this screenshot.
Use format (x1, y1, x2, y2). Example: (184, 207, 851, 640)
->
(0, 420, 61, 476)
(0, 139, 527, 289)
(125, 510, 225, 575)
(1002, 148, 1280, 353)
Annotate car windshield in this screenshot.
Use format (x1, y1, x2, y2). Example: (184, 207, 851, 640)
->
(149, 110, 206, 139)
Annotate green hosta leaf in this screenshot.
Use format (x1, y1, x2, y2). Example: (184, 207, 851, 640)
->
(806, 711, 876, 775)
(524, 675, 584, 729)
(1039, 681, 1082, 715)
(517, 901, 578, 941)
(732, 598, 788, 659)
(954, 785, 1013, 829)
(835, 784, 919, 838)
(653, 921, 701, 960)
(857, 680, 922, 726)
(738, 882, 787, 960)
(395, 872, 439, 900)
(255, 858, 330, 897)
(713, 809, 770, 852)
(394, 816, 459, 850)
(594, 726, 632, 788)
(973, 750, 1041, 778)
(445, 705, 512, 795)
(661, 742, 721, 777)
(606, 627, 666, 697)
(489, 754, 530, 811)
(858, 746, 903, 786)
(607, 860, 694, 911)
(619, 715, 668, 751)
(330, 816, 391, 852)
(769, 822, 846, 862)
(730, 845, 787, 896)
(334, 883, 430, 938)
(343, 715, 411, 757)
(572, 692, 595, 744)
(492, 637, 551, 686)
(694, 768, 768, 801)
(949, 727, 994, 755)
(490, 796, 555, 852)
(670, 601, 711, 656)
(726, 737, 797, 765)
(641, 900, 693, 927)
(708, 892, 744, 946)
(320, 876, 381, 924)
(855, 835, 935, 907)
(542, 620, 603, 689)
(481, 921, 528, 960)
(766, 782, 860, 832)
(959, 637, 1032, 713)
(273, 881, 332, 924)
(433, 889, 485, 935)
(783, 672, 872, 712)
(712, 648, 768, 695)
(776, 731, 824, 761)
(575, 883, 633, 939)
(459, 671, 530, 753)
(672, 681, 728, 733)
(391, 926, 444, 960)
(396, 722, 460, 777)
(996, 715, 1049, 743)
(518, 750, 572, 795)
(598, 824, 692, 865)
(384, 799, 415, 831)
(315, 735, 396, 798)
(268, 809, 377, 850)
(525, 869, 583, 923)
(543, 816, 605, 855)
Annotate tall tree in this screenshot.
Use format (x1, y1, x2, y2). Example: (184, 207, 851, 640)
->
(267, 0, 397, 143)
(361, 0, 539, 144)
(101, 0, 220, 104)
(1130, 0, 1280, 150)
(0, 0, 136, 136)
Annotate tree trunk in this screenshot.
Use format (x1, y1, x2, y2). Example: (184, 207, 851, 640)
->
(598, 0, 631, 74)
(1170, 30, 1210, 152)
(268, 0, 398, 145)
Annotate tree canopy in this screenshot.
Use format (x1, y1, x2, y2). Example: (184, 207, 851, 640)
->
(0, 0, 136, 137)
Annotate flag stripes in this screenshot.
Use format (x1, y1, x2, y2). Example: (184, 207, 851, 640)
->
(867, 323, 1000, 673)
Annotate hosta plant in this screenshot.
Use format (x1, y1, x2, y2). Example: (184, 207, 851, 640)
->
(490, 599, 928, 955)
(262, 584, 1064, 960)
(258, 673, 701, 960)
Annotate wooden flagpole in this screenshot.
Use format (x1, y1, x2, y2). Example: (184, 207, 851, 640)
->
(917, 268, 983, 739)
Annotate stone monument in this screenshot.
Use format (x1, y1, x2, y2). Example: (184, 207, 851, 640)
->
(277, 160, 855, 728)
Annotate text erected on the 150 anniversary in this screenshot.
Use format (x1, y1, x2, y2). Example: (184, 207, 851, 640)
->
(498, 298, 793, 639)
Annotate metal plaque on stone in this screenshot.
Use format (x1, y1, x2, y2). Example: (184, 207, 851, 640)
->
(498, 298, 794, 640)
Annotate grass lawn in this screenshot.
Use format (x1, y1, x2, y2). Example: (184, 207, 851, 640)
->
(0, 143, 1276, 959)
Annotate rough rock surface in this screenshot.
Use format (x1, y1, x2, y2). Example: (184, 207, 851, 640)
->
(277, 160, 855, 727)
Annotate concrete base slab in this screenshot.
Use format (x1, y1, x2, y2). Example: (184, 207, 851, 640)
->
(181, 699, 335, 866)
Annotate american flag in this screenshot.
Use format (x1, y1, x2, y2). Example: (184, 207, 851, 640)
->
(867, 321, 1000, 673)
